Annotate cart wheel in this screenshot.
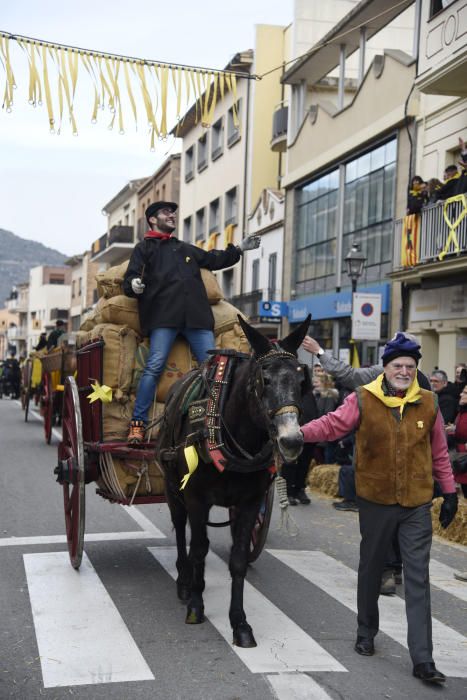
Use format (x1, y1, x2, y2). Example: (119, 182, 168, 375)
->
(229, 481, 275, 564)
(60, 376, 85, 569)
(42, 372, 53, 444)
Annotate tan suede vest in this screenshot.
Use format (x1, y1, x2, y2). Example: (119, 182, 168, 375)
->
(355, 387, 437, 507)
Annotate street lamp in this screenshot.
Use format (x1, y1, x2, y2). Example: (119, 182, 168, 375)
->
(345, 242, 366, 294)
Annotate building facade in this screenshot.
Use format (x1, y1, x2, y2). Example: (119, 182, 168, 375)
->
(27, 266, 71, 351)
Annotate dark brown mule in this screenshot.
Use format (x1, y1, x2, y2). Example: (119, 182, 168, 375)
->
(156, 315, 311, 647)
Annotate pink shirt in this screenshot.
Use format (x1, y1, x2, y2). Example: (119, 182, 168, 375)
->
(301, 392, 456, 494)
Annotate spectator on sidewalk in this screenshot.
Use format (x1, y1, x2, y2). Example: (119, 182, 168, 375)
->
(429, 370, 458, 425)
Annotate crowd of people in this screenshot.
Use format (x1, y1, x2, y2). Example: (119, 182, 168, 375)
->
(406, 137, 467, 214)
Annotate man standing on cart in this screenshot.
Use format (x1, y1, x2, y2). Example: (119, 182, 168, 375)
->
(123, 201, 260, 443)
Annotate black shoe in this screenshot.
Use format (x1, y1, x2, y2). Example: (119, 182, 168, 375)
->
(394, 571, 403, 585)
(333, 500, 359, 512)
(287, 495, 299, 506)
(413, 662, 446, 683)
(296, 488, 311, 505)
(354, 636, 374, 656)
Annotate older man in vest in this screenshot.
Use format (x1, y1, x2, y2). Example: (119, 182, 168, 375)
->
(300, 333, 458, 684)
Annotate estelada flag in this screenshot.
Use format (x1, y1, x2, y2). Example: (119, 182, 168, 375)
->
(401, 214, 420, 267)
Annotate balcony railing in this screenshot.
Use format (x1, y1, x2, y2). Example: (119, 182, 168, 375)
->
(229, 290, 263, 318)
(393, 200, 467, 270)
(108, 225, 134, 245)
(271, 103, 288, 152)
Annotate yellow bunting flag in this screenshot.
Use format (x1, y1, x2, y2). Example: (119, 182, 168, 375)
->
(180, 445, 199, 490)
(87, 381, 112, 403)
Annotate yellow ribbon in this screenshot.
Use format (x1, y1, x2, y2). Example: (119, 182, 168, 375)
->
(87, 380, 113, 404)
(439, 194, 467, 260)
(363, 373, 421, 416)
(180, 445, 199, 490)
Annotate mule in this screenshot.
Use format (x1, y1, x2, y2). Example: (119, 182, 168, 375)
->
(156, 314, 311, 648)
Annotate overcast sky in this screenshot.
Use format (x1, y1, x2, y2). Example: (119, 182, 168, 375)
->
(1, 0, 292, 256)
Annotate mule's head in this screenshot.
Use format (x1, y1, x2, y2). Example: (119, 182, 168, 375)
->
(238, 314, 312, 463)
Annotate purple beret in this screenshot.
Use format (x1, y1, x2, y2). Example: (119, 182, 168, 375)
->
(382, 332, 421, 366)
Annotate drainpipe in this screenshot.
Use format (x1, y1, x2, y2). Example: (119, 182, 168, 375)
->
(240, 75, 251, 299)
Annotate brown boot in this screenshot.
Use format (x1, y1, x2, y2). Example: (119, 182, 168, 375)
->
(128, 420, 145, 443)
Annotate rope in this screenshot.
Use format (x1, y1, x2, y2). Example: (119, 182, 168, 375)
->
(275, 475, 299, 537)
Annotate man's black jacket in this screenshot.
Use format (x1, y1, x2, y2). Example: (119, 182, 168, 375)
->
(123, 237, 241, 334)
(436, 386, 458, 424)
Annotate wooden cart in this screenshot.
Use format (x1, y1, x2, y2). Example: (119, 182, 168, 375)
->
(55, 338, 274, 569)
(21, 354, 42, 422)
(39, 346, 76, 443)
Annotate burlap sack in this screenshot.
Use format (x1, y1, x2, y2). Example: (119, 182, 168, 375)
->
(132, 337, 193, 403)
(102, 397, 164, 441)
(95, 260, 129, 299)
(212, 299, 247, 334)
(79, 324, 139, 400)
(215, 322, 250, 354)
(96, 456, 165, 498)
(94, 295, 141, 335)
(200, 269, 223, 304)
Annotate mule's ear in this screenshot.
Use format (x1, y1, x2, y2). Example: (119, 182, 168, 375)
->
(279, 314, 311, 355)
(237, 315, 271, 356)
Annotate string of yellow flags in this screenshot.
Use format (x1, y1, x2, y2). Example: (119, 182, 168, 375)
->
(0, 31, 249, 147)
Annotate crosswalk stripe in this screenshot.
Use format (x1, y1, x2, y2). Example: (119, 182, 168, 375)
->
(148, 546, 347, 674)
(268, 550, 467, 678)
(430, 559, 467, 602)
(24, 552, 154, 687)
(266, 672, 334, 700)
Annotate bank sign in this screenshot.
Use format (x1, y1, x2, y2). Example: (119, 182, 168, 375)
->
(259, 301, 288, 319)
(352, 292, 382, 340)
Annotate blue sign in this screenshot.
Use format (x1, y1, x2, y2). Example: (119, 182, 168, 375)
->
(287, 283, 390, 322)
(259, 301, 288, 318)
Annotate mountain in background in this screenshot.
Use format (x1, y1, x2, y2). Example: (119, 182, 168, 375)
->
(0, 228, 67, 306)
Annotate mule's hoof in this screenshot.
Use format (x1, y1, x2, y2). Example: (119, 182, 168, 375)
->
(233, 622, 257, 648)
(177, 583, 191, 602)
(185, 607, 205, 624)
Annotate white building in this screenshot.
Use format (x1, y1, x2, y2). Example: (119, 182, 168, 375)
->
(27, 266, 71, 350)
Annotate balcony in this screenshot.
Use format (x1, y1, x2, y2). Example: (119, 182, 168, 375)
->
(229, 290, 263, 320)
(7, 325, 27, 341)
(91, 225, 135, 265)
(51, 308, 69, 321)
(416, 0, 467, 97)
(270, 103, 288, 152)
(391, 200, 467, 283)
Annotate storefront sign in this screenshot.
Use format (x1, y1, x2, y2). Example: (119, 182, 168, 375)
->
(259, 301, 288, 318)
(409, 285, 467, 322)
(351, 293, 382, 340)
(288, 283, 389, 322)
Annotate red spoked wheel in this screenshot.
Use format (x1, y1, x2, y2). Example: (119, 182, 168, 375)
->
(41, 372, 53, 444)
(229, 481, 275, 564)
(57, 376, 85, 569)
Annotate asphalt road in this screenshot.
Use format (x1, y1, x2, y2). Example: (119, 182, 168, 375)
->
(0, 397, 466, 700)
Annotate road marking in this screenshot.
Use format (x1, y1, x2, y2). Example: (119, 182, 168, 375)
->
(268, 550, 467, 678)
(0, 529, 165, 547)
(23, 551, 154, 687)
(122, 505, 166, 537)
(24, 405, 62, 441)
(148, 546, 346, 674)
(430, 559, 467, 602)
(267, 673, 334, 700)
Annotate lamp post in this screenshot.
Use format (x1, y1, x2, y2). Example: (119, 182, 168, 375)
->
(345, 243, 367, 365)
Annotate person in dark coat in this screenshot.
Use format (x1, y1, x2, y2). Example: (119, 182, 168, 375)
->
(434, 165, 460, 201)
(34, 332, 47, 351)
(406, 175, 428, 214)
(429, 370, 458, 425)
(123, 201, 260, 442)
(46, 320, 66, 350)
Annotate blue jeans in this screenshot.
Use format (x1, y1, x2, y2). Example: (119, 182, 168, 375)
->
(132, 327, 215, 423)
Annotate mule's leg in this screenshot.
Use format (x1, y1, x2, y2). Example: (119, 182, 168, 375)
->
(229, 503, 260, 647)
(185, 504, 210, 625)
(167, 490, 192, 602)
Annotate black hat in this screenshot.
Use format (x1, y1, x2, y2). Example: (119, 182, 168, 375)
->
(145, 201, 178, 222)
(381, 332, 422, 366)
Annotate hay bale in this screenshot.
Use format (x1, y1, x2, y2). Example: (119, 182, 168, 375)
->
(432, 496, 467, 546)
(308, 464, 340, 497)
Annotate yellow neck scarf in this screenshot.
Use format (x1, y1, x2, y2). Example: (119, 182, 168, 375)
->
(363, 373, 421, 416)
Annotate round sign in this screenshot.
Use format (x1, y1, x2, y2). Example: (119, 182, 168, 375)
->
(361, 302, 374, 317)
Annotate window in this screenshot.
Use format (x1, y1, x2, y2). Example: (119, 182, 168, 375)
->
(49, 276, 65, 285)
(252, 259, 260, 291)
(71, 315, 81, 332)
(185, 146, 194, 182)
(78, 277, 82, 296)
(268, 253, 277, 300)
(198, 133, 208, 172)
(209, 198, 220, 233)
(222, 269, 234, 299)
(195, 208, 205, 241)
(71, 280, 76, 299)
(227, 99, 242, 147)
(225, 186, 238, 225)
(211, 117, 224, 160)
(183, 216, 192, 243)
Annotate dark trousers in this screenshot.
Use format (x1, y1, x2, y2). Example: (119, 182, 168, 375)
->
(338, 464, 357, 501)
(283, 444, 314, 496)
(357, 498, 433, 665)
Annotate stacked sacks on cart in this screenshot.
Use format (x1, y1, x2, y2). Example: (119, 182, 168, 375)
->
(76, 260, 250, 499)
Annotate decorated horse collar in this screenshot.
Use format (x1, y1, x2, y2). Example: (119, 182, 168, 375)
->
(202, 351, 275, 475)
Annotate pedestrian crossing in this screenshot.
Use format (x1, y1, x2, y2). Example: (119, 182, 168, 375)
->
(22, 545, 467, 692)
